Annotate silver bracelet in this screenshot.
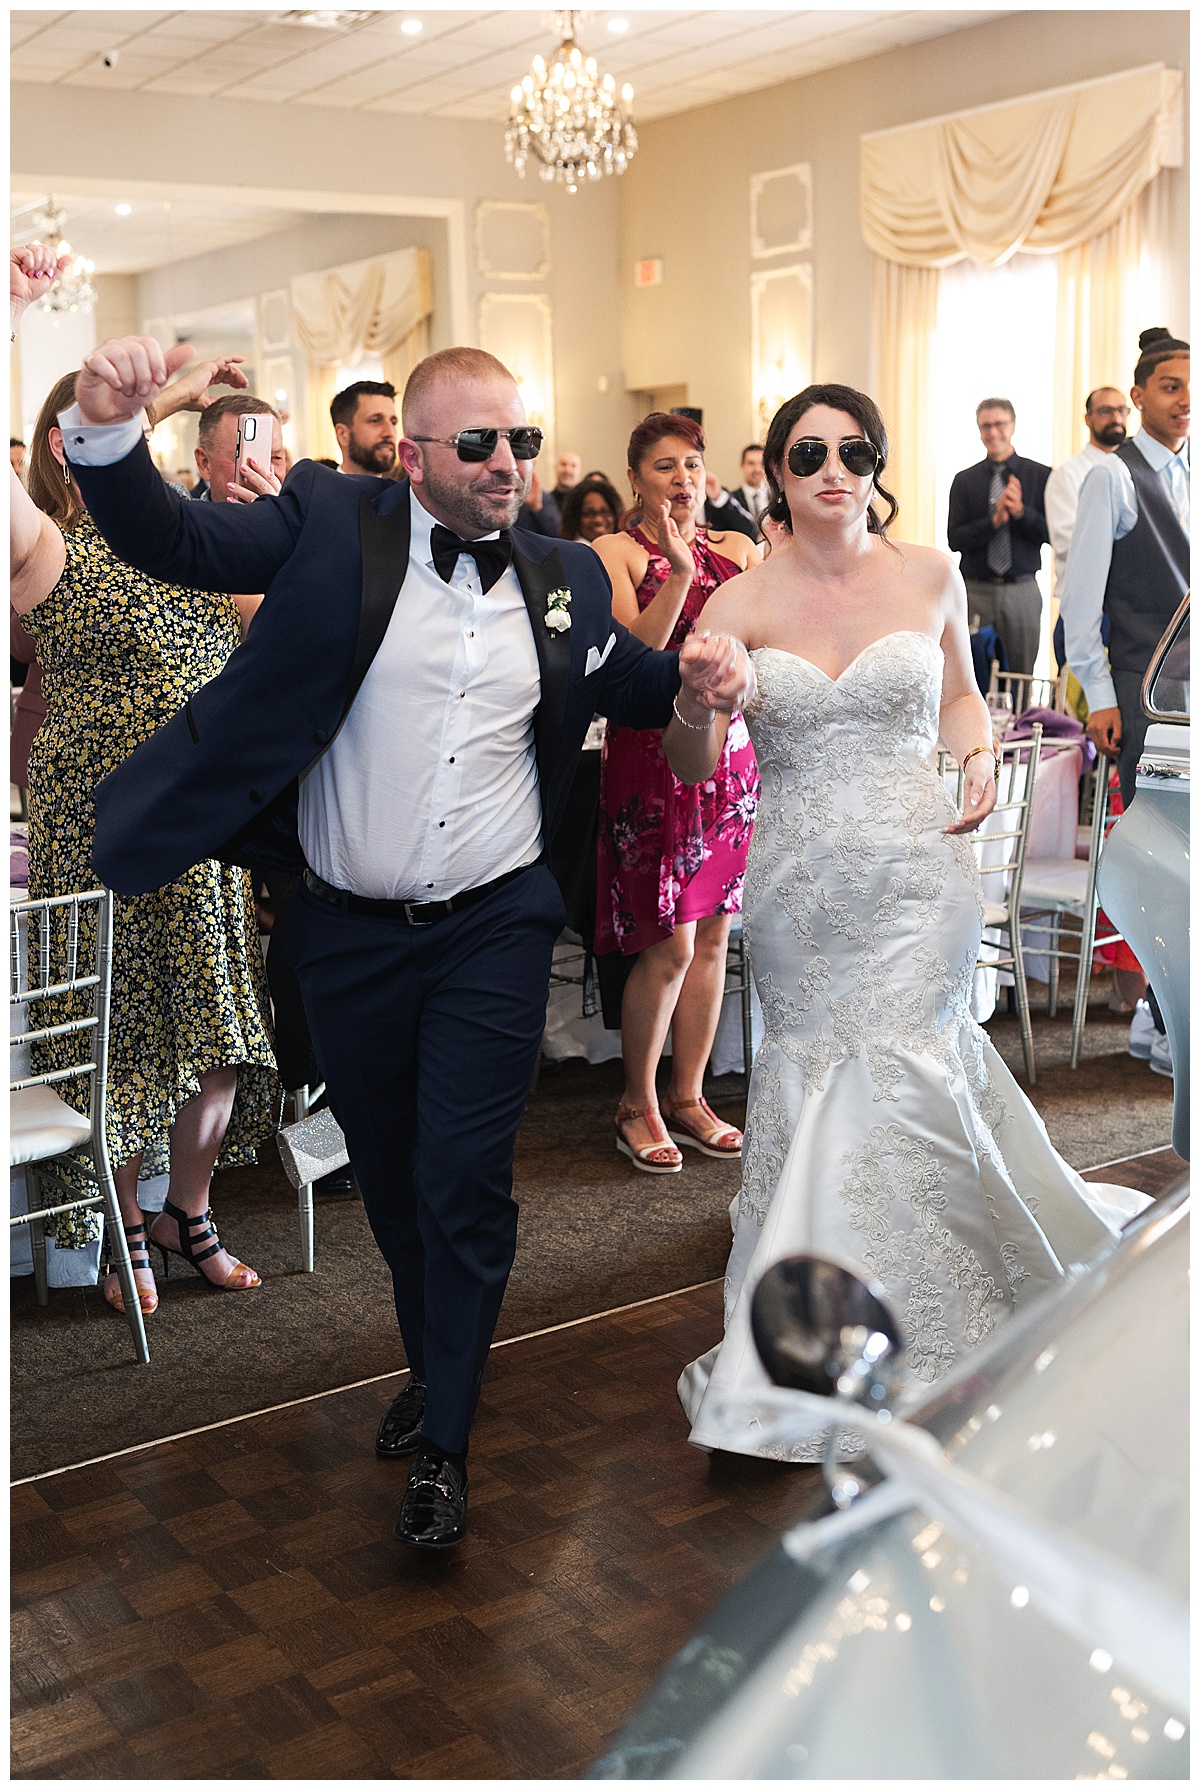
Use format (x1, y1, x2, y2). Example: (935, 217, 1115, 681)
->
(672, 694, 715, 731)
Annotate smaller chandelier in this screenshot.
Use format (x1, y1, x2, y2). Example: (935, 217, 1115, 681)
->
(506, 11, 637, 195)
(30, 200, 96, 316)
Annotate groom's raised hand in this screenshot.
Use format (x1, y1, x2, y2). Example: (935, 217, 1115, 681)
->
(679, 630, 758, 714)
(75, 335, 197, 425)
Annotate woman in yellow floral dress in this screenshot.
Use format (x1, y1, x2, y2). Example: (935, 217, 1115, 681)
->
(10, 369, 280, 1315)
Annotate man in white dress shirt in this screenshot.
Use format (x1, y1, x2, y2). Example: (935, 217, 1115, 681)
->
(62, 338, 752, 1550)
(1044, 387, 1129, 607)
(1062, 328, 1188, 1077)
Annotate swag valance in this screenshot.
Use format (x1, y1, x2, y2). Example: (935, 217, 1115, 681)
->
(861, 62, 1183, 267)
(291, 246, 433, 365)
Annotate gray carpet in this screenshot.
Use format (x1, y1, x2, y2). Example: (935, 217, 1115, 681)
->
(10, 993, 1174, 1481)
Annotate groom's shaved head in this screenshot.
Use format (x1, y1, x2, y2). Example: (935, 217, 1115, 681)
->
(402, 347, 518, 435)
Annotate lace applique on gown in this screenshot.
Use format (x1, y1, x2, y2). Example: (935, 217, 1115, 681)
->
(678, 632, 1149, 1461)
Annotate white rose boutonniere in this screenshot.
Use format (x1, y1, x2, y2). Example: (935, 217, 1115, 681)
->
(545, 587, 572, 633)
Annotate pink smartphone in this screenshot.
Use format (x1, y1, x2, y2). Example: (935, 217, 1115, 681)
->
(235, 411, 269, 480)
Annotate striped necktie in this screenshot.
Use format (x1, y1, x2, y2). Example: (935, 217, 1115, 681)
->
(987, 463, 1012, 576)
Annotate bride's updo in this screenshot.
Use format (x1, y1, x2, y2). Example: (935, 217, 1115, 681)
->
(764, 383, 899, 538)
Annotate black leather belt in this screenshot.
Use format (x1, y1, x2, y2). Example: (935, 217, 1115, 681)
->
(302, 861, 538, 926)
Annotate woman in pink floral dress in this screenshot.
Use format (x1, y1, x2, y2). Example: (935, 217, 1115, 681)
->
(592, 413, 761, 1174)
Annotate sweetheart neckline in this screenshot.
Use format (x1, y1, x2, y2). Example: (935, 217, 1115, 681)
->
(749, 630, 939, 686)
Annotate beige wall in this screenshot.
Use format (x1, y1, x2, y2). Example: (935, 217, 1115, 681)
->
(11, 79, 631, 480)
(621, 10, 1190, 483)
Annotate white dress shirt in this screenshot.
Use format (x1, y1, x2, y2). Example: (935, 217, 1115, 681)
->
(1060, 432, 1190, 712)
(52, 403, 547, 901)
(300, 488, 543, 900)
(1043, 441, 1109, 602)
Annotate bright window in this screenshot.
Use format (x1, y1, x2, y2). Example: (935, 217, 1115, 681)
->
(932, 253, 1058, 672)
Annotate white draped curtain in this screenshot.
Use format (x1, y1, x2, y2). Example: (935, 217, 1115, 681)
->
(861, 63, 1184, 545)
(291, 248, 433, 459)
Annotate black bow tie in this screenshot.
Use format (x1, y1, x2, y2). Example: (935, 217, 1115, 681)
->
(430, 524, 513, 593)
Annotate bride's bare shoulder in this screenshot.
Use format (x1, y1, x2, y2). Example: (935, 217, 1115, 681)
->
(884, 537, 956, 583)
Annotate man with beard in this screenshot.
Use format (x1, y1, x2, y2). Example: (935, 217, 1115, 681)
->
(331, 379, 398, 476)
(58, 340, 754, 1550)
(1044, 387, 1129, 608)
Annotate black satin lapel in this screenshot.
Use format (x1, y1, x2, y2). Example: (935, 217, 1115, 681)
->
(513, 543, 573, 779)
(347, 486, 411, 721)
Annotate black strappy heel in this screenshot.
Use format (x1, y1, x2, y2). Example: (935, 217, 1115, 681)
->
(150, 1198, 261, 1291)
(103, 1220, 159, 1316)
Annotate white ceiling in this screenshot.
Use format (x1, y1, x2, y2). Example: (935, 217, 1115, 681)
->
(11, 8, 1007, 124)
(10, 192, 306, 274)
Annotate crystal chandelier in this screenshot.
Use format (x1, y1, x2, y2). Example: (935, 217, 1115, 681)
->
(30, 200, 96, 316)
(506, 12, 637, 195)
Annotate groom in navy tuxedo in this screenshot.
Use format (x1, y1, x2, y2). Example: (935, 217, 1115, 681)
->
(61, 337, 751, 1548)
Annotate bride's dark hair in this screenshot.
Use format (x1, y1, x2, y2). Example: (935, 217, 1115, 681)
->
(763, 383, 899, 539)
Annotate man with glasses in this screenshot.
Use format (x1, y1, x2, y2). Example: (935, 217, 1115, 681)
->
(947, 398, 1051, 676)
(57, 337, 754, 1552)
(1045, 388, 1129, 610)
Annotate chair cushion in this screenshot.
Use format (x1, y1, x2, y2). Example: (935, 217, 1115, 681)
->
(1020, 858, 1090, 912)
(10, 1084, 92, 1165)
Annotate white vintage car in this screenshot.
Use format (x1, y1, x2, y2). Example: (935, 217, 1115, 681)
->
(594, 1185, 1188, 1779)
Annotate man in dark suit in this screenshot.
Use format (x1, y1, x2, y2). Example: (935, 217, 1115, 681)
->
(947, 399, 1050, 676)
(60, 336, 752, 1550)
(705, 443, 768, 541)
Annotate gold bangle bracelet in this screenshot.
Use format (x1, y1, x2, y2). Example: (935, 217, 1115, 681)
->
(962, 744, 998, 773)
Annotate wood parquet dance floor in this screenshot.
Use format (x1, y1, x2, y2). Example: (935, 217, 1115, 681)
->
(10, 1146, 1185, 1781)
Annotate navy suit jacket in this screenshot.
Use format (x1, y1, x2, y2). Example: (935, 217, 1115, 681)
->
(68, 441, 681, 896)
(946, 453, 1050, 581)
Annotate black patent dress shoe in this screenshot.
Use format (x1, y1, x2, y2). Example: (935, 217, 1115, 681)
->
(375, 1380, 427, 1460)
(316, 1167, 357, 1197)
(394, 1454, 468, 1549)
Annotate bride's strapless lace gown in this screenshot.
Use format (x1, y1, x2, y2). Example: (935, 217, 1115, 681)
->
(679, 632, 1147, 1460)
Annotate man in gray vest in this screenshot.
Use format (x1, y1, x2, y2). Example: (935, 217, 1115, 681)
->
(1062, 325, 1189, 1075)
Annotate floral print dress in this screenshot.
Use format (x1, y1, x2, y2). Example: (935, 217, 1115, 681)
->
(596, 525, 760, 955)
(22, 515, 280, 1246)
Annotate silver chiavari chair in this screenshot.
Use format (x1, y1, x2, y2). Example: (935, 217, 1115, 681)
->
(987, 664, 1070, 716)
(1018, 758, 1122, 1068)
(940, 724, 1043, 1082)
(9, 889, 149, 1364)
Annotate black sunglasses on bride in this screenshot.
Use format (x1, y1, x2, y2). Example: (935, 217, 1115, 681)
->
(411, 426, 545, 463)
(787, 437, 882, 478)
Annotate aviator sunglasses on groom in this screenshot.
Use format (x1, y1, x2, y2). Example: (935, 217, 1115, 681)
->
(788, 436, 882, 478)
(410, 425, 544, 462)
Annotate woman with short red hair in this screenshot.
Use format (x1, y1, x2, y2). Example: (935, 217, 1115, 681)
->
(592, 413, 760, 1173)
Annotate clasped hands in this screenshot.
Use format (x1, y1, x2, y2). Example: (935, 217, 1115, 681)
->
(677, 630, 757, 719)
(991, 474, 1024, 525)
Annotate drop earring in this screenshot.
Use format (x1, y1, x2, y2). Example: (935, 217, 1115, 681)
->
(62, 461, 71, 485)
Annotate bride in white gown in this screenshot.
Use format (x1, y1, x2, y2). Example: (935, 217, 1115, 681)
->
(667, 384, 1148, 1461)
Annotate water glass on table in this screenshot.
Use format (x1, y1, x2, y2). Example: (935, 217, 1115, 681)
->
(987, 690, 1014, 740)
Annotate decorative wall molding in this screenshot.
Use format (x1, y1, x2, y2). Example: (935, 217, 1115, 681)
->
(477, 290, 555, 453)
(475, 200, 551, 281)
(751, 263, 813, 437)
(259, 288, 292, 351)
(750, 162, 813, 260)
(262, 355, 295, 423)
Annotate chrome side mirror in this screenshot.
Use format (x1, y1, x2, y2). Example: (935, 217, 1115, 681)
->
(751, 1255, 906, 1507)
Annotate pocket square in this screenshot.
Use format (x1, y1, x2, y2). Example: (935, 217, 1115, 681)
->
(585, 634, 617, 677)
